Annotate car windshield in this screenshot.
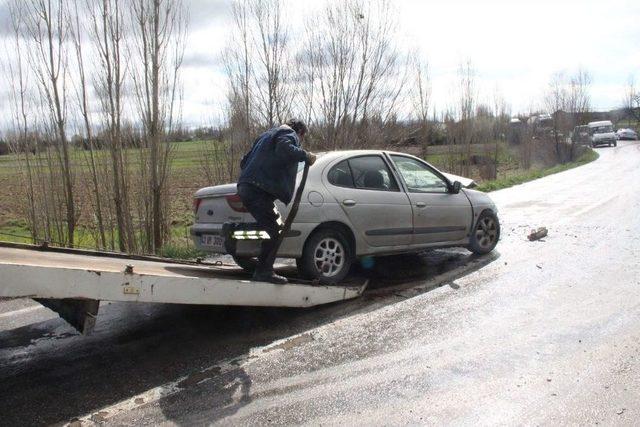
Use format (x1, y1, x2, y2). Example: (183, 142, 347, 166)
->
(593, 125, 613, 134)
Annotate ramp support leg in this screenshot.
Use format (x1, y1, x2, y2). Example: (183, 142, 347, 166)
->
(34, 298, 100, 335)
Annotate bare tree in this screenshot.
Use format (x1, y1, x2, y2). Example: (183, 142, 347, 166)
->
(129, 0, 188, 252)
(568, 68, 591, 125)
(298, 0, 404, 149)
(544, 72, 569, 162)
(411, 56, 431, 158)
(89, 0, 138, 251)
(249, 0, 291, 127)
(544, 69, 591, 163)
(456, 60, 477, 177)
(220, 0, 256, 180)
(23, 0, 77, 247)
(4, 2, 39, 242)
(486, 89, 510, 180)
(69, 0, 107, 248)
(623, 77, 640, 124)
(222, 0, 290, 146)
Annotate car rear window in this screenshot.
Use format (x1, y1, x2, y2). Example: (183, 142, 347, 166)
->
(348, 156, 399, 191)
(328, 155, 399, 191)
(327, 160, 355, 188)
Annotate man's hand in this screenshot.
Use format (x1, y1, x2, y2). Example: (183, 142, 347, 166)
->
(306, 151, 317, 165)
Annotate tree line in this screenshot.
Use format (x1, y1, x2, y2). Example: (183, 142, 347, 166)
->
(4, 0, 187, 252)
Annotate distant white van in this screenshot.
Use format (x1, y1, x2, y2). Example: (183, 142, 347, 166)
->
(588, 120, 617, 147)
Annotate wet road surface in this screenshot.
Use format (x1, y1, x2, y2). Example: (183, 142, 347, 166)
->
(1, 141, 639, 425)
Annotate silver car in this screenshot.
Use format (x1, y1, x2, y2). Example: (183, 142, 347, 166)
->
(191, 150, 500, 284)
(616, 128, 638, 140)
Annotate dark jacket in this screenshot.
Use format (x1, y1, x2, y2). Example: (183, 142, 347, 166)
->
(238, 125, 307, 204)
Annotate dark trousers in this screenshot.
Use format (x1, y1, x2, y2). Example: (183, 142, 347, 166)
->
(237, 183, 283, 273)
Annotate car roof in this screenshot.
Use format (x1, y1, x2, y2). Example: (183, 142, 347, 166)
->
(588, 120, 612, 127)
(316, 149, 419, 162)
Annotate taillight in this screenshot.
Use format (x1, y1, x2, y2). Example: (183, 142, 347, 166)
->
(193, 198, 202, 214)
(225, 194, 247, 212)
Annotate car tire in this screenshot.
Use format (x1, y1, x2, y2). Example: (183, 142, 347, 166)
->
(298, 228, 353, 285)
(468, 210, 500, 255)
(232, 255, 258, 273)
(614, 141, 617, 147)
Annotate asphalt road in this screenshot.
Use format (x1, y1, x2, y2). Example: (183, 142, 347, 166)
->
(1, 141, 639, 426)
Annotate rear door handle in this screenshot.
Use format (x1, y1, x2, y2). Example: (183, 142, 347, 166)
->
(342, 199, 356, 206)
(415, 202, 426, 208)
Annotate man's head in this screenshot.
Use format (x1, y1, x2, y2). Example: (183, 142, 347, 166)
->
(286, 119, 308, 140)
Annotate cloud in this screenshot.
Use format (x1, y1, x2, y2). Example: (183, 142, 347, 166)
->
(1, 0, 638, 127)
(183, 51, 222, 69)
(187, 0, 230, 30)
(0, 0, 18, 37)
(399, 0, 640, 112)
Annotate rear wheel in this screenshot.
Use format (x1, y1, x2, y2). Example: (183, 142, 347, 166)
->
(298, 229, 353, 285)
(468, 210, 500, 255)
(232, 255, 258, 273)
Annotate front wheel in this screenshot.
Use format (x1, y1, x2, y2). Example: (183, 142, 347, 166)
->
(468, 210, 500, 255)
(298, 229, 353, 284)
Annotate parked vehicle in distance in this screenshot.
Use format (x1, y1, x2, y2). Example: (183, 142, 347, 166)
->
(588, 120, 617, 147)
(616, 128, 638, 140)
(571, 125, 591, 145)
(191, 150, 500, 284)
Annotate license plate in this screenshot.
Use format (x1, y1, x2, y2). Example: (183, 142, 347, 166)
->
(200, 234, 224, 250)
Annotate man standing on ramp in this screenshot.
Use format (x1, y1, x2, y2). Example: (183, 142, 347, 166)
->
(237, 119, 316, 284)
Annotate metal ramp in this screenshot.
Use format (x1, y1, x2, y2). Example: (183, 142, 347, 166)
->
(0, 243, 368, 334)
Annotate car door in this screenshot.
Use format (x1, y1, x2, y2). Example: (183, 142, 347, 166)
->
(389, 154, 472, 245)
(325, 155, 413, 247)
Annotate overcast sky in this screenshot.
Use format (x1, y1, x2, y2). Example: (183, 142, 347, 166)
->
(178, 0, 640, 125)
(1, 0, 639, 128)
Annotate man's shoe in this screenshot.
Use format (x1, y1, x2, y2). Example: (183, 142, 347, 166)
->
(252, 271, 288, 285)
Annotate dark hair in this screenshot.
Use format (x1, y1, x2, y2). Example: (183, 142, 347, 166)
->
(286, 119, 308, 136)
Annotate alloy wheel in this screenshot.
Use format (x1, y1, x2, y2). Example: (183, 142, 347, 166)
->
(475, 216, 498, 249)
(313, 237, 345, 277)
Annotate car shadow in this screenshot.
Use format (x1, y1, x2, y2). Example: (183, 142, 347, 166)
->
(360, 248, 491, 289)
(0, 249, 498, 426)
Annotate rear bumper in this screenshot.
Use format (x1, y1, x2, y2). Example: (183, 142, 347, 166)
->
(190, 222, 309, 258)
(191, 223, 228, 254)
(592, 138, 616, 145)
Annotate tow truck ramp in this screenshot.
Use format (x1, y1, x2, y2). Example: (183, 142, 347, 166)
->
(0, 243, 368, 334)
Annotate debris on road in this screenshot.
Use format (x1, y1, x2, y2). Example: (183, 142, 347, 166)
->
(528, 227, 548, 241)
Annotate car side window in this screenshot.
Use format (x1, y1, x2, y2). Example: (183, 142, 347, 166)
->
(327, 160, 355, 188)
(391, 155, 449, 193)
(347, 156, 399, 192)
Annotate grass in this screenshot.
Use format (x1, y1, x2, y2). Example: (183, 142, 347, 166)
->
(475, 148, 599, 192)
(0, 221, 203, 260)
(0, 139, 221, 176)
(615, 119, 639, 129)
(0, 221, 34, 244)
(159, 244, 206, 260)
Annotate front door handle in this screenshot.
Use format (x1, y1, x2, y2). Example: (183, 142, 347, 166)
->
(342, 199, 356, 206)
(415, 202, 426, 208)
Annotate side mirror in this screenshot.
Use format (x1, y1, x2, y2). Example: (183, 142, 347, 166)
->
(451, 181, 462, 194)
